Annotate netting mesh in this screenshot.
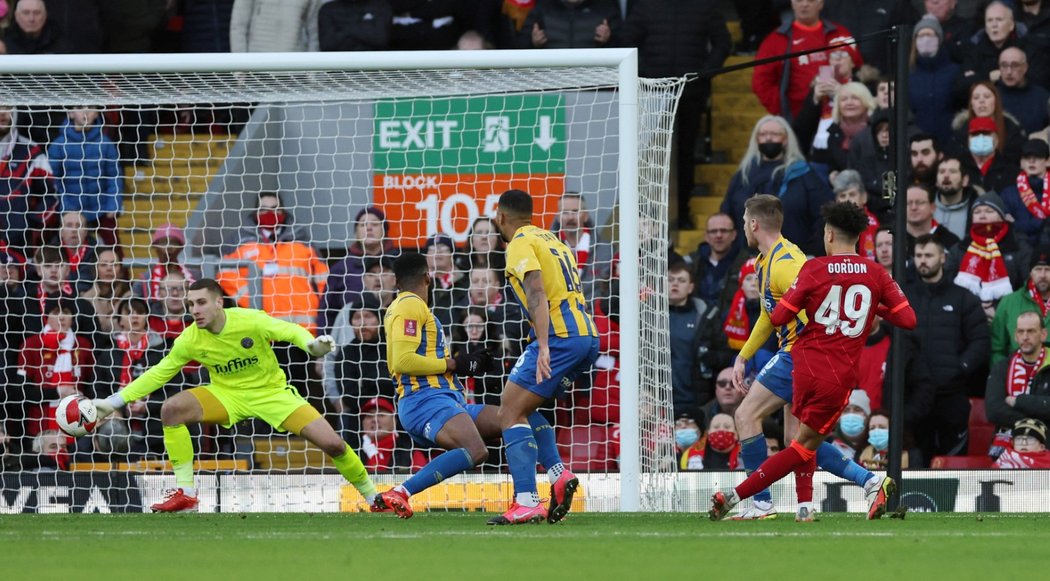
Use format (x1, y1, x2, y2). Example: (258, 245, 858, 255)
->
(0, 57, 682, 513)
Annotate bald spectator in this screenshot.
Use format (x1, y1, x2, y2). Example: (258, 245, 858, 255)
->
(961, 1, 1031, 84)
(997, 47, 1050, 135)
(752, 0, 860, 122)
(3, 0, 67, 54)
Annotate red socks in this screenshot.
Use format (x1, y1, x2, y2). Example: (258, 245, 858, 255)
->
(794, 454, 817, 503)
(735, 441, 817, 502)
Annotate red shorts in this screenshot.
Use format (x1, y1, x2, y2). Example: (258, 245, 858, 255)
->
(792, 371, 852, 435)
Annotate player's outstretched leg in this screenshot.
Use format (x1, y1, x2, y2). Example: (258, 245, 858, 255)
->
(711, 441, 818, 521)
(529, 411, 577, 524)
(290, 408, 379, 509)
(152, 391, 211, 513)
(380, 414, 489, 519)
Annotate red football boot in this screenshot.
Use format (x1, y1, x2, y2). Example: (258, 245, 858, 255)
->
(151, 488, 199, 513)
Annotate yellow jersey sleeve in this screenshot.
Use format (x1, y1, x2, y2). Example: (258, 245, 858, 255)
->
(385, 294, 447, 377)
(249, 308, 315, 352)
(118, 335, 192, 403)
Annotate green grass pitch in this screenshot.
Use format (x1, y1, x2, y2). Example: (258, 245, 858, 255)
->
(4, 512, 1048, 580)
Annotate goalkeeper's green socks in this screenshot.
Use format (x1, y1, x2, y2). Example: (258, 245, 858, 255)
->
(164, 424, 196, 496)
(333, 448, 377, 503)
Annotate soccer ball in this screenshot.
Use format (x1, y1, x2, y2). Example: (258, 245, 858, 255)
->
(56, 395, 98, 437)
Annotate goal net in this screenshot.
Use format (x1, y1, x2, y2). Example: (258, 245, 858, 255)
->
(0, 51, 683, 514)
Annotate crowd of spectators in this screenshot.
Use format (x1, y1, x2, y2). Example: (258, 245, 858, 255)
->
(7, 0, 1050, 476)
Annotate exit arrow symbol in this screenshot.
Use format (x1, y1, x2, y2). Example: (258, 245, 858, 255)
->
(534, 115, 556, 151)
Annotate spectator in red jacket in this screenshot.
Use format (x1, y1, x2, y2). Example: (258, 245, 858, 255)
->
(752, 0, 861, 122)
(17, 299, 94, 436)
(357, 397, 427, 473)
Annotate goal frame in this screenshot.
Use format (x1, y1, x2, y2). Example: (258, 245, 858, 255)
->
(0, 49, 648, 511)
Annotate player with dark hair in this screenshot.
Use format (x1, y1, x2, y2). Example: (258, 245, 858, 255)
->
(731, 195, 893, 521)
(373, 253, 569, 519)
(91, 278, 378, 512)
(489, 189, 600, 525)
(711, 202, 917, 521)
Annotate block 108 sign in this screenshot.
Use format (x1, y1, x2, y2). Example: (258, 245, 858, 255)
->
(373, 174, 563, 245)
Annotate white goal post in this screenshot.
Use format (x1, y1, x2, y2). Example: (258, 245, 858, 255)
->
(0, 50, 683, 513)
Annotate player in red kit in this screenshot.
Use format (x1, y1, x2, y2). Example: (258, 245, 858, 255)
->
(710, 201, 917, 521)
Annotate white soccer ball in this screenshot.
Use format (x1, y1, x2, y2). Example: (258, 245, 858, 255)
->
(56, 395, 98, 438)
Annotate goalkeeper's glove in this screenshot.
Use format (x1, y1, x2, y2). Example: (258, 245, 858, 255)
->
(306, 335, 335, 357)
(451, 348, 495, 377)
(92, 395, 123, 421)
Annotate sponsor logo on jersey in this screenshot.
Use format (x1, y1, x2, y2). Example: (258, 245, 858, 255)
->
(214, 356, 260, 375)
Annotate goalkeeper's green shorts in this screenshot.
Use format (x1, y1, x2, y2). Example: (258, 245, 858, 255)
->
(188, 384, 320, 433)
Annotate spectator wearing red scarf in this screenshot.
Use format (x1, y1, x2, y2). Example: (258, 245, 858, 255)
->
(1000, 138, 1050, 246)
(17, 300, 94, 436)
(357, 397, 426, 474)
(949, 191, 1032, 301)
(986, 312, 1050, 439)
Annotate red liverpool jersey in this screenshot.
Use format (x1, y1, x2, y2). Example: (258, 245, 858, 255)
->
(771, 255, 914, 388)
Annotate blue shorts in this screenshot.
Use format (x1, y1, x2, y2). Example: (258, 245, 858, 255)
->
(754, 350, 793, 402)
(397, 389, 485, 448)
(509, 335, 600, 400)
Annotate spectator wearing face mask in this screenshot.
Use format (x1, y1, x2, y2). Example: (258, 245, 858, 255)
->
(217, 191, 329, 405)
(691, 412, 741, 470)
(858, 409, 921, 469)
(827, 389, 870, 459)
(909, 15, 963, 143)
(675, 413, 705, 471)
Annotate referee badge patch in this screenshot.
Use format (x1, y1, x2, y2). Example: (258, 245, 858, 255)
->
(404, 320, 417, 337)
(241, 337, 254, 349)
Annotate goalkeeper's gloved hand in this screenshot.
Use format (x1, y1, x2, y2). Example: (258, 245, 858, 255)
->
(92, 397, 118, 421)
(452, 348, 495, 377)
(306, 335, 335, 357)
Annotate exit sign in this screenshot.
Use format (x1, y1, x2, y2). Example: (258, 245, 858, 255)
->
(373, 94, 566, 174)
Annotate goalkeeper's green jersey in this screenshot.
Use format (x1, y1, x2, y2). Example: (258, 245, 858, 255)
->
(118, 308, 314, 403)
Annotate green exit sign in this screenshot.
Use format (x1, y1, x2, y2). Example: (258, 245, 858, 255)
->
(374, 94, 566, 174)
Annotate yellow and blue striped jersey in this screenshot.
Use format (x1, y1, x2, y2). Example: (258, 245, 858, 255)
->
(384, 291, 463, 398)
(505, 225, 597, 340)
(118, 308, 314, 403)
(739, 236, 808, 359)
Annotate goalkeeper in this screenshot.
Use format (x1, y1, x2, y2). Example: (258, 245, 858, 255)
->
(372, 253, 569, 519)
(93, 278, 379, 512)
